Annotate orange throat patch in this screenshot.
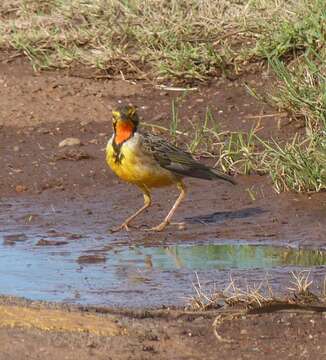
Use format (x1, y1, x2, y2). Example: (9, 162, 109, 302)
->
(114, 121, 134, 145)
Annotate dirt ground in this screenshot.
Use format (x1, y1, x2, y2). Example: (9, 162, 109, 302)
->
(1, 56, 326, 359)
(0, 298, 325, 360)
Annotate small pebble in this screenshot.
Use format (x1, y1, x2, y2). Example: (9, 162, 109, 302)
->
(58, 137, 81, 148)
(15, 184, 27, 193)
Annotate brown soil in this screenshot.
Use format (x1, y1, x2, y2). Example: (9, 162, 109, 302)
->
(0, 56, 325, 359)
(0, 298, 325, 360)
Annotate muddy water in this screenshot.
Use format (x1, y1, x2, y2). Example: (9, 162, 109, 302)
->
(1, 196, 325, 307)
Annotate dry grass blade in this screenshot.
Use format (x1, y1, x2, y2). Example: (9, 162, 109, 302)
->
(212, 313, 240, 343)
(323, 276, 326, 300)
(141, 122, 188, 136)
(188, 272, 326, 343)
(288, 270, 313, 293)
(187, 272, 223, 311)
(222, 275, 273, 308)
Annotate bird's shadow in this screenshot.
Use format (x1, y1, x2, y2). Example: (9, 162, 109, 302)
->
(185, 207, 266, 225)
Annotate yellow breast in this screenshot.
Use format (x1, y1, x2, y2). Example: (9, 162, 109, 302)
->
(106, 135, 177, 188)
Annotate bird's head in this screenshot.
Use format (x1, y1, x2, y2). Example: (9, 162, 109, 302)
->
(112, 105, 139, 145)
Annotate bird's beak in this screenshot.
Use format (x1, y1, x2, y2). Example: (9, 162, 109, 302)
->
(112, 110, 120, 119)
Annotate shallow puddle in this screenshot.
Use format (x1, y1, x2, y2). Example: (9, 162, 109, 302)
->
(125, 244, 326, 269)
(0, 236, 325, 307)
(1, 197, 325, 307)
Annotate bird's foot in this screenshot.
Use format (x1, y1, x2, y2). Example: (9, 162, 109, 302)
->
(145, 221, 169, 232)
(109, 222, 131, 233)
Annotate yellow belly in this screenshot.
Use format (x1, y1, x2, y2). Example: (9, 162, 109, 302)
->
(106, 142, 176, 188)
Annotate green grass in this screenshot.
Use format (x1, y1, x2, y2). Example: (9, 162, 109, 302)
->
(268, 56, 326, 130)
(252, 0, 326, 131)
(249, 0, 326, 192)
(165, 106, 266, 176)
(0, 0, 289, 80)
(185, 107, 220, 155)
(167, 102, 325, 192)
(216, 127, 264, 175)
(259, 135, 326, 193)
(170, 98, 181, 142)
(252, 0, 326, 61)
(259, 55, 326, 192)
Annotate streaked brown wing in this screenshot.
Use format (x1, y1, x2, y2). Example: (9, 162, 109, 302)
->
(141, 132, 216, 180)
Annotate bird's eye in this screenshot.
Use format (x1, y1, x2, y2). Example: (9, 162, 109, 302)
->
(127, 107, 136, 116)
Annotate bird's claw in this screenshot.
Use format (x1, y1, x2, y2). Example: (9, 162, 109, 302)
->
(144, 221, 169, 232)
(109, 223, 130, 233)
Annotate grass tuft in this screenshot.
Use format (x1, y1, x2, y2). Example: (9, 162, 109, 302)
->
(259, 135, 326, 193)
(248, 0, 326, 192)
(187, 271, 326, 312)
(253, 0, 326, 61)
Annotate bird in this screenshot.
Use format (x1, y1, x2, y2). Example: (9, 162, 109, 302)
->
(106, 104, 236, 232)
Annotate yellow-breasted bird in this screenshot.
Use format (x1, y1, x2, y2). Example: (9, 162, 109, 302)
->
(106, 105, 236, 232)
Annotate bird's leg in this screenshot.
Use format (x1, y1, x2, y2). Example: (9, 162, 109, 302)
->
(149, 181, 186, 232)
(110, 185, 151, 232)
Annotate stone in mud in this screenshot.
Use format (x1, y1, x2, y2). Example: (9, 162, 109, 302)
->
(58, 137, 82, 148)
(4, 234, 28, 245)
(77, 254, 106, 264)
(15, 184, 28, 193)
(54, 149, 92, 161)
(36, 239, 69, 246)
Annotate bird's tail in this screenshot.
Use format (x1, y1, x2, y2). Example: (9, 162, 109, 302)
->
(184, 165, 236, 184)
(209, 168, 237, 185)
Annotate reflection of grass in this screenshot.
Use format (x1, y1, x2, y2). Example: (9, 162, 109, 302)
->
(152, 244, 326, 270)
(277, 248, 326, 267)
(194, 244, 326, 268)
